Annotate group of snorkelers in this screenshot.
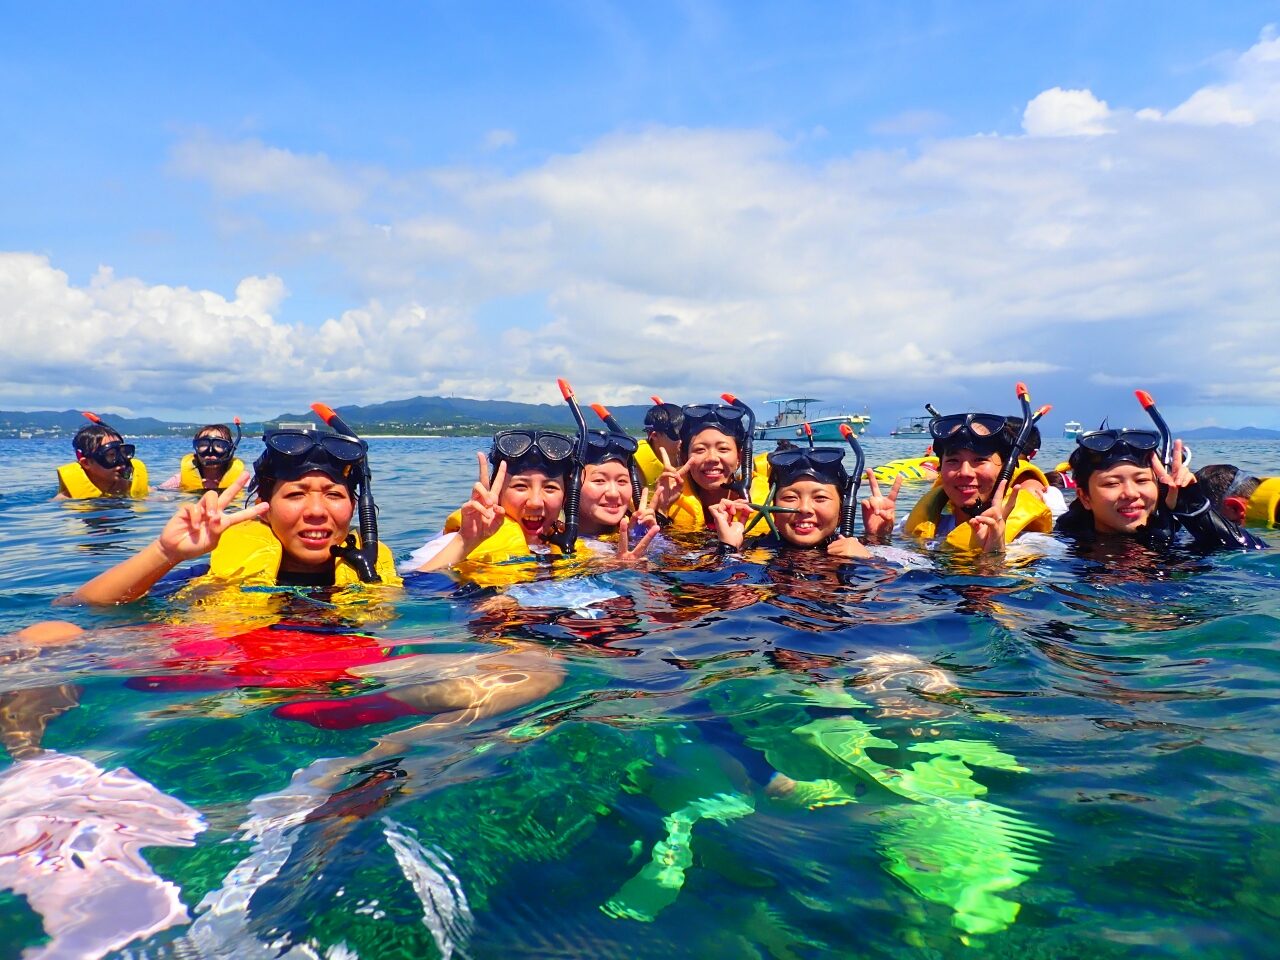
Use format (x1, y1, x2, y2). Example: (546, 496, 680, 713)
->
(53, 382, 1273, 610)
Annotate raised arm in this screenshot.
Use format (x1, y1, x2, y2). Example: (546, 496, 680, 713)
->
(67, 472, 267, 606)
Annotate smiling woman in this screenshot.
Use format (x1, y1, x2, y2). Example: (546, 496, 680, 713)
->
(66, 427, 399, 604)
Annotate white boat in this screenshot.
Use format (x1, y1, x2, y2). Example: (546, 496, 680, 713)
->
(1063, 420, 1083, 440)
(753, 398, 870, 442)
(890, 416, 930, 439)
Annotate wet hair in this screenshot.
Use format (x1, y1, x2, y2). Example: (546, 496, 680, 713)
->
(644, 403, 683, 442)
(1005, 417, 1040, 457)
(195, 423, 233, 443)
(73, 424, 122, 457)
(1067, 443, 1156, 492)
(1195, 464, 1260, 509)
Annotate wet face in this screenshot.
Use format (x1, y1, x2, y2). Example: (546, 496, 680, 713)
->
(580, 461, 632, 534)
(774, 479, 841, 547)
(1079, 462, 1160, 534)
(686, 428, 741, 493)
(938, 448, 1002, 514)
(266, 472, 355, 572)
(77, 438, 130, 494)
(501, 469, 566, 544)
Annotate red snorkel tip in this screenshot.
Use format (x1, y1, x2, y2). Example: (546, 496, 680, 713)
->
(803, 422, 814, 438)
(1016, 381, 1029, 401)
(81, 411, 103, 424)
(650, 395, 664, 405)
(839, 423, 854, 439)
(1135, 389, 1155, 409)
(590, 402, 610, 420)
(233, 416, 242, 426)
(310, 402, 339, 426)
(1033, 404, 1052, 421)
(557, 378, 574, 401)
(720, 392, 738, 405)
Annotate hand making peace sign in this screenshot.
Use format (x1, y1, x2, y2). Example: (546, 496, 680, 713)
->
(860, 470, 904, 541)
(155, 471, 269, 563)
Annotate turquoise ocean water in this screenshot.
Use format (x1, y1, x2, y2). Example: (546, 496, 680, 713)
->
(2, 435, 1279, 959)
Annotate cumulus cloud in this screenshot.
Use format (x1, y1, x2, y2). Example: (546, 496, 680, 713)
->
(9, 28, 1280, 421)
(0, 254, 476, 416)
(1022, 88, 1113, 137)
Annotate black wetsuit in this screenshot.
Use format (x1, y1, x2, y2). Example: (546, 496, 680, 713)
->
(1055, 483, 1267, 552)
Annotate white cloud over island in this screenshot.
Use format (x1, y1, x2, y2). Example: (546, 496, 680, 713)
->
(4, 28, 1280, 418)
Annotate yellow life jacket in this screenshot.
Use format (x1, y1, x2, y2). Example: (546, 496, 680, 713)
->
(1007, 461, 1050, 490)
(1245, 477, 1280, 526)
(872, 456, 938, 483)
(665, 467, 771, 532)
(441, 510, 553, 565)
(178, 454, 247, 493)
(56, 460, 150, 499)
(904, 483, 1053, 549)
(199, 518, 402, 588)
(636, 439, 665, 488)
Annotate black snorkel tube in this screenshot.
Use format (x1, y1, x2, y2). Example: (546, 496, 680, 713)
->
(837, 423, 866, 539)
(590, 402, 645, 509)
(553, 378, 589, 555)
(1135, 389, 1173, 471)
(81, 411, 135, 482)
(311, 402, 380, 583)
(719, 392, 756, 498)
(972, 381, 1051, 515)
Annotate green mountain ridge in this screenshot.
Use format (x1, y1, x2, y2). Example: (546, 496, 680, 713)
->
(0, 396, 657, 438)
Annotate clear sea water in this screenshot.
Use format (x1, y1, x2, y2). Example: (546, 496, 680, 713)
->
(2, 435, 1278, 960)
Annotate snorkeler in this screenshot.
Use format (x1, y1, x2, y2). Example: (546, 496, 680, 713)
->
(405, 430, 576, 572)
(1194, 464, 1280, 527)
(54, 413, 149, 499)
(707, 439, 871, 559)
(862, 388, 1054, 552)
(635, 398, 683, 488)
(1056, 434, 1266, 552)
(651, 400, 769, 532)
(575, 427, 660, 561)
(158, 421, 247, 492)
(68, 423, 397, 602)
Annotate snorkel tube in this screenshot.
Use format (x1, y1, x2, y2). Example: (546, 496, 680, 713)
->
(81, 411, 134, 481)
(554, 378, 589, 555)
(838, 423, 866, 539)
(973, 382, 1051, 515)
(310, 402, 380, 583)
(1135, 389, 1174, 471)
(590, 402, 644, 509)
(719, 392, 756, 498)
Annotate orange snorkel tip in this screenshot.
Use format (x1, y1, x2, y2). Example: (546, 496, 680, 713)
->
(1135, 389, 1156, 409)
(590, 402, 610, 420)
(720, 392, 738, 405)
(558, 378, 574, 401)
(81, 411, 104, 425)
(839, 423, 854, 439)
(650, 395, 664, 405)
(1016, 381, 1030, 401)
(310, 402, 339, 425)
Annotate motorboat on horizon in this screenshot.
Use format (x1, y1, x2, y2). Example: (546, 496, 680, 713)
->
(753, 398, 870, 442)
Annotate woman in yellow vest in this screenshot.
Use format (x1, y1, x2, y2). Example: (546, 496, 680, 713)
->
(158, 422, 247, 493)
(862, 409, 1053, 553)
(651, 401, 770, 532)
(404, 430, 575, 572)
(71, 427, 397, 600)
(55, 420, 149, 499)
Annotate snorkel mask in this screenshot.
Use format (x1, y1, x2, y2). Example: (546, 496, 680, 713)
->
(192, 418, 242, 469)
(78, 412, 135, 482)
(488, 430, 576, 481)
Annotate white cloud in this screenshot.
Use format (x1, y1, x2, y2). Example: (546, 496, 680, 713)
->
(0, 254, 476, 416)
(1022, 88, 1113, 137)
(9, 27, 1280, 420)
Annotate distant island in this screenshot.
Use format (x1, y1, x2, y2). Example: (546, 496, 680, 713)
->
(3, 398, 1278, 441)
(0, 395, 656, 439)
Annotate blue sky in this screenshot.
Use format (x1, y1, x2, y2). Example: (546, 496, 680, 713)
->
(3, 2, 1279, 430)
